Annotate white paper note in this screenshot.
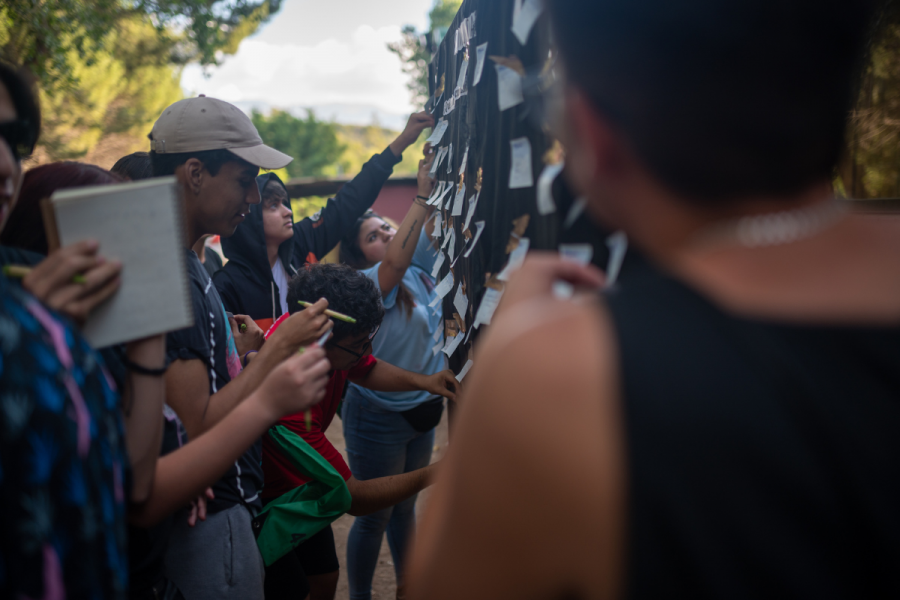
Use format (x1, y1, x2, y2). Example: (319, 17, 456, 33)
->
(432, 212, 442, 238)
(509, 137, 534, 189)
(429, 148, 447, 178)
(447, 228, 458, 264)
(426, 119, 449, 145)
(429, 295, 441, 308)
(559, 243, 594, 266)
(459, 144, 469, 176)
(441, 222, 455, 251)
(498, 237, 530, 281)
(432, 339, 444, 356)
(474, 288, 504, 328)
(464, 191, 480, 231)
(563, 197, 587, 228)
(433, 326, 443, 342)
(511, 0, 544, 45)
(456, 359, 474, 382)
(453, 282, 469, 319)
(496, 64, 524, 111)
(463, 220, 486, 258)
(473, 42, 488, 86)
(605, 231, 628, 288)
(553, 243, 594, 300)
(443, 95, 456, 116)
(456, 58, 469, 93)
(431, 250, 446, 279)
(434, 271, 455, 299)
(536, 161, 564, 215)
(451, 182, 466, 217)
(434, 183, 454, 210)
(446, 143, 454, 174)
(442, 333, 464, 356)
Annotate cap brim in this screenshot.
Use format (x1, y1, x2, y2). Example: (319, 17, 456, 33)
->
(229, 144, 293, 170)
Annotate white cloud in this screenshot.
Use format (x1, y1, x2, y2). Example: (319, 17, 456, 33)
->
(181, 0, 434, 126)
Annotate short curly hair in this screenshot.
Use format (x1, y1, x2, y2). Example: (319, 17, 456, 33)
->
(287, 263, 384, 342)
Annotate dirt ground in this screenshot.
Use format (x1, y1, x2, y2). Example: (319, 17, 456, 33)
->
(326, 409, 450, 600)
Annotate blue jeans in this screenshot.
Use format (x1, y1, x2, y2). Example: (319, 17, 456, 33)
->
(342, 388, 436, 600)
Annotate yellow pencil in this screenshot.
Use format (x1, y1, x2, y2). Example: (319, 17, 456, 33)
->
(3, 264, 87, 284)
(297, 300, 357, 323)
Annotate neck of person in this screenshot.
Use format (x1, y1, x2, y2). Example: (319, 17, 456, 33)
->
(608, 179, 835, 263)
(191, 236, 207, 263)
(267, 240, 280, 269)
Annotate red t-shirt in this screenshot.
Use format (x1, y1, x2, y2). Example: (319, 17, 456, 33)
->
(261, 313, 377, 499)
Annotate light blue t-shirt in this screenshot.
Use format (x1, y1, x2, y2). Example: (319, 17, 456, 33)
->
(350, 229, 446, 411)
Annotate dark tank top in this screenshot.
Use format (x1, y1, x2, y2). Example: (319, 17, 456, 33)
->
(604, 254, 900, 599)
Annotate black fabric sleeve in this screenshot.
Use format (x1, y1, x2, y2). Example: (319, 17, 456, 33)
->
(166, 280, 212, 365)
(212, 268, 242, 315)
(291, 147, 402, 265)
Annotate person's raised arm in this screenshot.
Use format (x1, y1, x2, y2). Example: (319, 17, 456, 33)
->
(165, 299, 332, 441)
(293, 112, 435, 263)
(350, 360, 458, 401)
(406, 296, 626, 600)
(375, 153, 436, 297)
(129, 345, 331, 527)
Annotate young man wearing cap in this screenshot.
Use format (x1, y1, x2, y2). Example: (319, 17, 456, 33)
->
(148, 95, 333, 600)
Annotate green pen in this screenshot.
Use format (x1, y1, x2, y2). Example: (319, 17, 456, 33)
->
(298, 329, 332, 431)
(297, 300, 357, 323)
(3, 264, 87, 284)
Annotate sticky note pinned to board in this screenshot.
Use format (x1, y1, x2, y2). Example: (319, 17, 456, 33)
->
(456, 359, 474, 382)
(464, 191, 480, 231)
(473, 42, 488, 86)
(463, 220, 486, 258)
(509, 137, 534, 189)
(537, 161, 564, 215)
(511, 0, 544, 45)
(451, 182, 466, 217)
(498, 237, 530, 281)
(431, 250, 446, 279)
(426, 119, 449, 145)
(496, 64, 524, 111)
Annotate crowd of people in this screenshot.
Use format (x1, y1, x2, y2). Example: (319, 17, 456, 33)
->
(1, 0, 899, 599)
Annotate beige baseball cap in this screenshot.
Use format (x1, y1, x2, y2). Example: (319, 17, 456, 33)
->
(149, 95, 292, 169)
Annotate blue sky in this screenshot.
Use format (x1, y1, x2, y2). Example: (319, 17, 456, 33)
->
(181, 0, 434, 129)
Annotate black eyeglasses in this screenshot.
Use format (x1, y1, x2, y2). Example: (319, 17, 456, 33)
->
(0, 119, 36, 162)
(332, 324, 380, 359)
(333, 341, 371, 360)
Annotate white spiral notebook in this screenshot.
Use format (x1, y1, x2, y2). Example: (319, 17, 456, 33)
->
(48, 176, 194, 348)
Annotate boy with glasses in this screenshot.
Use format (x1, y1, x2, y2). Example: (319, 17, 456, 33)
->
(258, 263, 459, 600)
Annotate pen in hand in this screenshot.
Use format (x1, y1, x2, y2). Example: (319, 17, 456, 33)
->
(3, 264, 87, 284)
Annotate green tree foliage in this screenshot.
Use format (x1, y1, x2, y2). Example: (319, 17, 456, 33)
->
(388, 0, 463, 107)
(252, 109, 347, 179)
(840, 1, 900, 198)
(35, 17, 184, 162)
(0, 0, 281, 92)
(335, 124, 426, 177)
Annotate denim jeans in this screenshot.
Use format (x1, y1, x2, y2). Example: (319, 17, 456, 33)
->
(342, 387, 436, 600)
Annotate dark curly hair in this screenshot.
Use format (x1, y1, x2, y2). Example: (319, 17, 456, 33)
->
(287, 263, 384, 342)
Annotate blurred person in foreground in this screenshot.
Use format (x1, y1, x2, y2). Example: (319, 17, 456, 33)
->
(408, 1, 900, 599)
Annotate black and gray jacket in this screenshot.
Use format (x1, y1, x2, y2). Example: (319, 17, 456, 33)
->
(213, 147, 401, 326)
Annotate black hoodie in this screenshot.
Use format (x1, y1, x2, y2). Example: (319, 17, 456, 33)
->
(213, 147, 401, 330)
